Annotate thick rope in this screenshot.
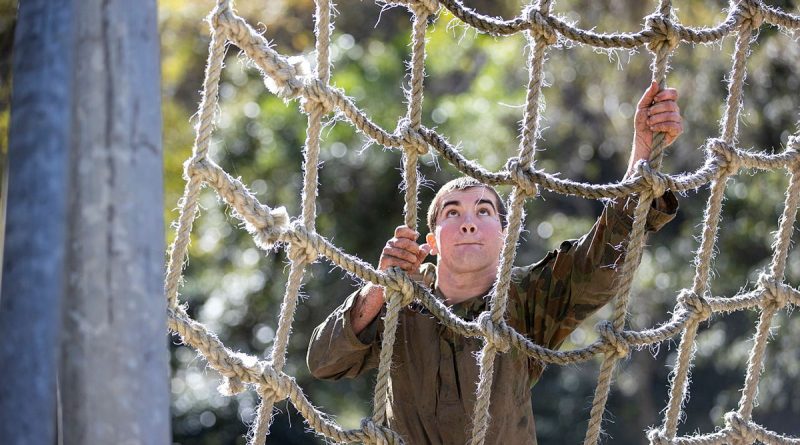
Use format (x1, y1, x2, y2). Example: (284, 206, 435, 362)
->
(250, 1, 333, 443)
(654, 5, 757, 441)
(468, 2, 553, 444)
(167, 1, 800, 444)
(164, 7, 229, 309)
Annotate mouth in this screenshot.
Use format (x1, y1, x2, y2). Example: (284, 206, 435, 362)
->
(455, 242, 483, 246)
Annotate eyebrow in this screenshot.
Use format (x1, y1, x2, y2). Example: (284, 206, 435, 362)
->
(441, 198, 497, 212)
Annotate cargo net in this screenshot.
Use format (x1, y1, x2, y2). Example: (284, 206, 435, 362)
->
(164, 0, 800, 444)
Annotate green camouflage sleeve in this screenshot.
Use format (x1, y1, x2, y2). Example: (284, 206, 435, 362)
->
(306, 288, 382, 380)
(513, 191, 679, 356)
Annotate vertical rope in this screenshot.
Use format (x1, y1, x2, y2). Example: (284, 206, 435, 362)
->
(469, 2, 553, 444)
(737, 165, 800, 420)
(249, 1, 332, 443)
(165, 6, 229, 309)
(658, 3, 757, 441)
(372, 1, 435, 430)
(584, 2, 677, 443)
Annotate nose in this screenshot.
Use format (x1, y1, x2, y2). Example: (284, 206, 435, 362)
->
(460, 221, 477, 234)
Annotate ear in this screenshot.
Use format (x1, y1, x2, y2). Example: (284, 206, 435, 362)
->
(425, 232, 438, 255)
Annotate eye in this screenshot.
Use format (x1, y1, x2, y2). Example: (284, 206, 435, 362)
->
(446, 209, 459, 217)
(478, 207, 491, 216)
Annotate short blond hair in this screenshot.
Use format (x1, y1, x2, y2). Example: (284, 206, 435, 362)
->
(426, 177, 507, 234)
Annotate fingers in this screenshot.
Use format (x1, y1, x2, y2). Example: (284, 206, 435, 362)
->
(654, 88, 678, 102)
(394, 225, 419, 240)
(647, 101, 679, 116)
(637, 81, 660, 110)
(380, 226, 425, 273)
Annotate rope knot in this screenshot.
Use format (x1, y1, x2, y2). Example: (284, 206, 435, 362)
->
(635, 160, 668, 198)
(361, 417, 405, 445)
(253, 206, 290, 250)
(384, 268, 417, 306)
(757, 273, 790, 310)
(735, 0, 764, 30)
(395, 119, 429, 155)
(645, 15, 680, 54)
(287, 221, 319, 262)
(476, 312, 512, 353)
(208, 0, 233, 31)
(184, 156, 206, 180)
(646, 428, 671, 445)
(677, 289, 712, 321)
(596, 321, 630, 359)
(301, 78, 336, 115)
(411, 0, 440, 17)
(786, 137, 800, 173)
(506, 157, 538, 196)
(256, 361, 295, 403)
(708, 138, 741, 177)
(217, 352, 259, 396)
(724, 411, 756, 444)
(525, 8, 558, 45)
(288, 231, 318, 264)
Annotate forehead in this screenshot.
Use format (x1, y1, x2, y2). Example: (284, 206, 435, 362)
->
(437, 186, 498, 209)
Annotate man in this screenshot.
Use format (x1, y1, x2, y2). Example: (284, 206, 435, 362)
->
(307, 82, 682, 444)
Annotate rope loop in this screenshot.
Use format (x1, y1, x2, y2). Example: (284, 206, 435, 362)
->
(646, 428, 671, 445)
(596, 320, 630, 359)
(384, 268, 417, 306)
(645, 14, 680, 54)
(734, 0, 764, 30)
(506, 157, 538, 196)
(395, 118, 429, 155)
(361, 417, 405, 445)
(287, 221, 319, 261)
(724, 411, 757, 444)
(707, 138, 741, 177)
(677, 289, 712, 321)
(475, 312, 512, 353)
(411, 0, 440, 17)
(635, 160, 668, 198)
(757, 273, 790, 310)
(301, 79, 336, 115)
(525, 8, 558, 45)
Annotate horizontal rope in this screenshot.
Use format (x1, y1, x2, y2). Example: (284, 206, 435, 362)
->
(437, 0, 799, 42)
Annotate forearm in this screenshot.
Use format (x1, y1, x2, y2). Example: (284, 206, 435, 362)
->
(350, 283, 385, 335)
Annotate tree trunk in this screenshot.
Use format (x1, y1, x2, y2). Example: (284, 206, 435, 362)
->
(56, 0, 170, 443)
(0, 1, 73, 443)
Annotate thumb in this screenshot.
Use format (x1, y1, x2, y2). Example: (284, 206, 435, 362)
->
(637, 81, 660, 109)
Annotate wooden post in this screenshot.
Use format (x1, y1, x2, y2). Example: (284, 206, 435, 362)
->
(0, 1, 73, 443)
(57, 0, 170, 443)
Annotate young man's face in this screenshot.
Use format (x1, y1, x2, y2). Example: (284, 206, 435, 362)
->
(426, 186, 505, 275)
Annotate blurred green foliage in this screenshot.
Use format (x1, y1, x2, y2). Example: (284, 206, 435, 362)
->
(2, 0, 796, 444)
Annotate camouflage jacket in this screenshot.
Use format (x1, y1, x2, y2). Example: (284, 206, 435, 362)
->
(307, 193, 678, 445)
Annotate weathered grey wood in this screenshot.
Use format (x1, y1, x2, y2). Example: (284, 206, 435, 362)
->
(57, 0, 170, 443)
(0, 1, 73, 443)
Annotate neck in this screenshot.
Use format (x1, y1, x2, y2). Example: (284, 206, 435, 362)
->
(436, 263, 498, 305)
